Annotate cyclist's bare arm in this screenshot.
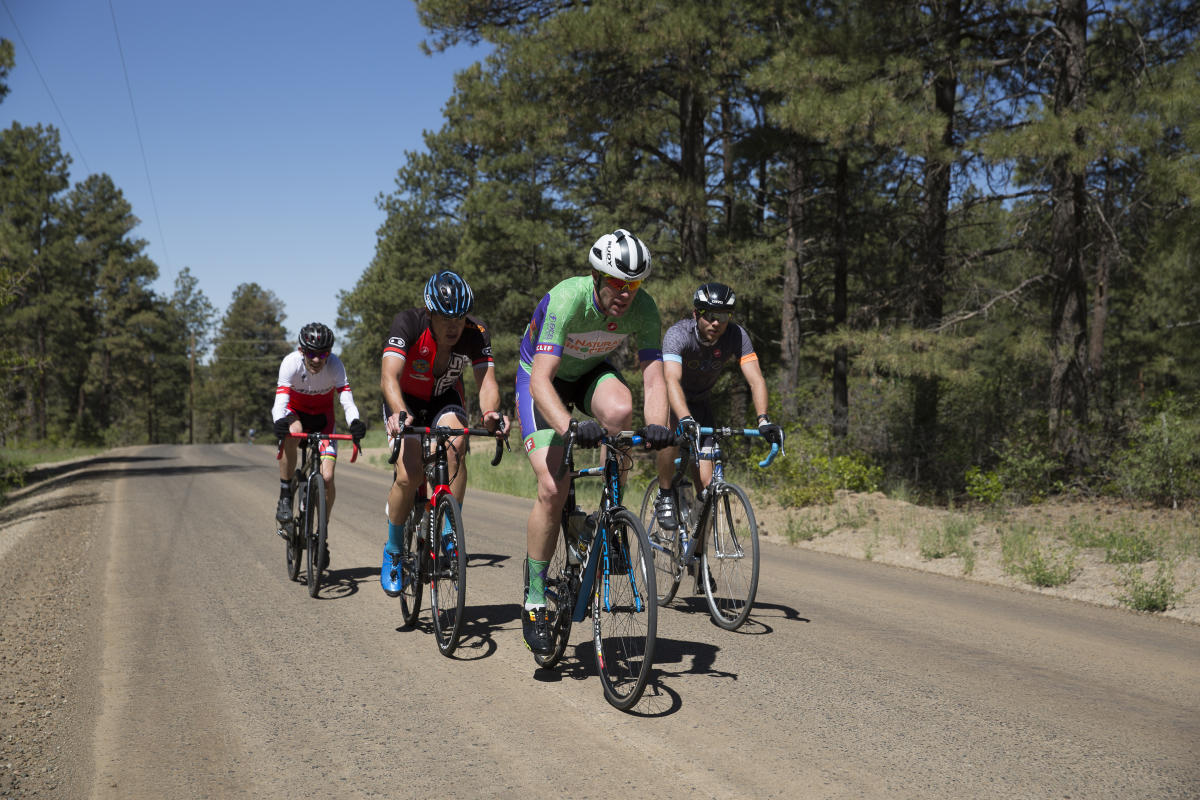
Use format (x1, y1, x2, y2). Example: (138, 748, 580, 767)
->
(639, 357, 669, 427)
(472, 362, 509, 433)
(380, 353, 411, 436)
(740, 357, 771, 418)
(530, 351, 574, 437)
(663, 360, 693, 422)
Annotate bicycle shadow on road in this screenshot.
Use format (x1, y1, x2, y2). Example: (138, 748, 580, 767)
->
(666, 597, 810, 634)
(316, 566, 379, 599)
(466, 551, 511, 569)
(409, 601, 520, 662)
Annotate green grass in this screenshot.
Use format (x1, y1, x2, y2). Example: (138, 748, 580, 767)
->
(1000, 522, 1078, 587)
(1, 445, 106, 501)
(918, 514, 977, 574)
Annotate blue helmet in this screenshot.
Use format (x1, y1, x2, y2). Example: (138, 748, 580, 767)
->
(424, 270, 474, 318)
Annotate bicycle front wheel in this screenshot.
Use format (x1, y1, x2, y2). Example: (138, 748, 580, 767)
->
(592, 508, 657, 711)
(640, 479, 681, 606)
(701, 484, 759, 630)
(306, 475, 328, 598)
(430, 496, 467, 656)
(534, 526, 575, 670)
(399, 511, 424, 628)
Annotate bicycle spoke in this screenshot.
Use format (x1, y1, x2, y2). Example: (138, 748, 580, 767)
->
(593, 509, 656, 711)
(701, 485, 759, 630)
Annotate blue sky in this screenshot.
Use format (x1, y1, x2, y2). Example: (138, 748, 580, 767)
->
(1, 0, 482, 353)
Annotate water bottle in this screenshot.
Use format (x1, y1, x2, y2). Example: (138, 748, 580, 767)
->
(565, 509, 588, 564)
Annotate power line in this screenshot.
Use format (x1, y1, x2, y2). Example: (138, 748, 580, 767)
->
(1, 0, 92, 174)
(107, 0, 170, 271)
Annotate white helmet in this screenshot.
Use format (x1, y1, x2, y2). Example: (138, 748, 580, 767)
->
(588, 229, 651, 282)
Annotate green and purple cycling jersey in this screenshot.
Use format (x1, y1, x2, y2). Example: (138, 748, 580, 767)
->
(516, 276, 662, 449)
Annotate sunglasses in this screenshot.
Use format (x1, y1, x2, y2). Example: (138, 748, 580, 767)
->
(604, 276, 643, 293)
(700, 311, 731, 324)
(304, 350, 332, 360)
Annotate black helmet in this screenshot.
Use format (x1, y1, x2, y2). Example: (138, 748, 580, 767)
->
(693, 282, 736, 312)
(424, 270, 474, 318)
(298, 321, 334, 352)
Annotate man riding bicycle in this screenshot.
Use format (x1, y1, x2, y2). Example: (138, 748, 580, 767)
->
(651, 282, 784, 530)
(379, 270, 509, 597)
(515, 228, 674, 654)
(273, 322, 367, 568)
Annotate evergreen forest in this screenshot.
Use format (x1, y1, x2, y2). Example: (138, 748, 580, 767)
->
(3, 1, 1199, 506)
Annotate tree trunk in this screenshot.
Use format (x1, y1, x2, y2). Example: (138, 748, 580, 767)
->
(679, 81, 709, 270)
(833, 153, 849, 439)
(912, 0, 959, 481)
(780, 154, 805, 416)
(1048, 0, 1090, 469)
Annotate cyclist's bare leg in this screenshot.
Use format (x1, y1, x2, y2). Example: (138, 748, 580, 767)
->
(320, 456, 336, 517)
(526, 444, 570, 562)
(590, 378, 634, 485)
(655, 446, 677, 491)
(437, 409, 469, 503)
(386, 436, 424, 526)
(278, 419, 303, 480)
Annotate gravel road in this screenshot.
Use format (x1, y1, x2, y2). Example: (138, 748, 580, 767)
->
(2, 444, 1198, 799)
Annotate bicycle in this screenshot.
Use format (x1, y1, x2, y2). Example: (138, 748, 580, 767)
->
(639, 426, 781, 630)
(533, 422, 658, 711)
(387, 424, 507, 656)
(275, 431, 360, 598)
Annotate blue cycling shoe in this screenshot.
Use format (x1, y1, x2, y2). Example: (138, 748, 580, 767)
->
(440, 517, 457, 558)
(381, 547, 404, 597)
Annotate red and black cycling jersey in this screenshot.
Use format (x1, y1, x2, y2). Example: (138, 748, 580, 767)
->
(382, 307, 494, 402)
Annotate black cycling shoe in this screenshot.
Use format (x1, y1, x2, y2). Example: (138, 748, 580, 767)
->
(523, 606, 553, 655)
(654, 489, 679, 530)
(275, 495, 292, 524)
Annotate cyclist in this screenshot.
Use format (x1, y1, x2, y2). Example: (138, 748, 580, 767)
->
(273, 322, 367, 568)
(379, 270, 509, 596)
(515, 228, 674, 654)
(651, 281, 784, 530)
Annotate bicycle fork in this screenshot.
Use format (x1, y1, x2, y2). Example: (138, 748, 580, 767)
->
(573, 520, 646, 622)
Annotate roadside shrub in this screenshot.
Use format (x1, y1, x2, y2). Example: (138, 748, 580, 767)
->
(1117, 561, 1185, 612)
(775, 430, 883, 507)
(1000, 522, 1078, 587)
(1111, 394, 1200, 507)
(966, 439, 1061, 506)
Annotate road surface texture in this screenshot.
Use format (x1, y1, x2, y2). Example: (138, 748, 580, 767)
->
(2, 444, 1197, 799)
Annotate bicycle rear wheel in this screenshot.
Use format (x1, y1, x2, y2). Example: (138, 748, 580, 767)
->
(593, 508, 657, 711)
(306, 474, 328, 598)
(430, 496, 467, 656)
(701, 484, 759, 630)
(534, 527, 575, 669)
(640, 479, 681, 606)
(399, 510, 424, 627)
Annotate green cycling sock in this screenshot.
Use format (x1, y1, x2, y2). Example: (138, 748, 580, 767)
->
(525, 557, 550, 607)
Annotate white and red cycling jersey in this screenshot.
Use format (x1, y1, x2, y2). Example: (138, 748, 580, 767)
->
(271, 350, 360, 433)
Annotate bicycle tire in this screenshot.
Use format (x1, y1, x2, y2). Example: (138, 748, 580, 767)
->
(399, 510, 424, 627)
(306, 474, 328, 598)
(593, 508, 657, 711)
(285, 470, 303, 581)
(430, 495, 467, 656)
(701, 483, 759, 630)
(534, 527, 575, 669)
(640, 479, 681, 606)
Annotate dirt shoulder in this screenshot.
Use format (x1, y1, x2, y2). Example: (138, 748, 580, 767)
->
(753, 491, 1200, 625)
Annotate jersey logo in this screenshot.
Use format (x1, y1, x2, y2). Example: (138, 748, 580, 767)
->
(536, 343, 556, 354)
(388, 336, 406, 349)
(524, 438, 535, 452)
(412, 359, 431, 373)
(420, 345, 432, 357)
(607, 321, 618, 331)
(713, 349, 722, 358)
